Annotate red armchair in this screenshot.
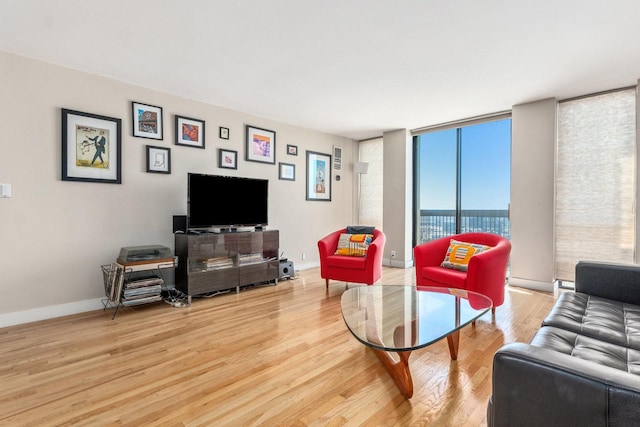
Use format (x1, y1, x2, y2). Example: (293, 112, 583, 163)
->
(318, 228, 386, 288)
(413, 232, 511, 311)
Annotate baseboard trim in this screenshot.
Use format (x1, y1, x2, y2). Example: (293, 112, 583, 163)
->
(508, 277, 554, 292)
(0, 298, 105, 329)
(384, 258, 413, 269)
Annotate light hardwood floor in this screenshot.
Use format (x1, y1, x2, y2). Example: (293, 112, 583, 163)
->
(0, 266, 558, 426)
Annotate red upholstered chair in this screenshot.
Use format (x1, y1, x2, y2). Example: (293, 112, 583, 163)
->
(318, 228, 386, 288)
(413, 232, 511, 312)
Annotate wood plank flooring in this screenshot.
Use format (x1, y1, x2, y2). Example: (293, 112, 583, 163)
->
(0, 266, 558, 426)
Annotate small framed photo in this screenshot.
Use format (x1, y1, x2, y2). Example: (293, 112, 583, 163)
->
(61, 108, 122, 184)
(132, 101, 163, 140)
(146, 145, 171, 174)
(306, 150, 332, 201)
(219, 127, 229, 140)
(246, 125, 276, 164)
(287, 144, 298, 156)
(219, 148, 238, 169)
(175, 115, 205, 148)
(279, 162, 295, 181)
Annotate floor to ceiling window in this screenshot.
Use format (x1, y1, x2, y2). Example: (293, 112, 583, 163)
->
(413, 117, 512, 246)
(555, 88, 636, 282)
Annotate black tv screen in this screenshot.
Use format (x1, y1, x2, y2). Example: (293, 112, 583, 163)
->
(188, 173, 268, 229)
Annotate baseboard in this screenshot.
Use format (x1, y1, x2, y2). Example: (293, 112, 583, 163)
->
(385, 258, 414, 269)
(294, 261, 320, 271)
(508, 277, 554, 292)
(0, 298, 105, 329)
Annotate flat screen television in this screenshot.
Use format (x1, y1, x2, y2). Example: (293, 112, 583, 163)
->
(188, 173, 268, 230)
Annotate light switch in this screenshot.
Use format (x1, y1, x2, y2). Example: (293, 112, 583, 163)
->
(0, 184, 12, 198)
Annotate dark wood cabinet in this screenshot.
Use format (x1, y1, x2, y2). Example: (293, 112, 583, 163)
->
(175, 230, 279, 300)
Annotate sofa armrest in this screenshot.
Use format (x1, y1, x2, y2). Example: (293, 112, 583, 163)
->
(489, 342, 640, 427)
(318, 229, 344, 259)
(413, 236, 451, 269)
(575, 261, 640, 305)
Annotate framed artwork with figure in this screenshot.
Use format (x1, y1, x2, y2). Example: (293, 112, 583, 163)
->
(306, 150, 331, 201)
(245, 125, 276, 164)
(61, 108, 122, 184)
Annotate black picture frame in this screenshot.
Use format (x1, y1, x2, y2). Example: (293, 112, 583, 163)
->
(279, 162, 295, 181)
(219, 127, 230, 140)
(287, 144, 298, 156)
(61, 108, 122, 184)
(175, 115, 205, 148)
(306, 150, 332, 201)
(219, 149, 238, 169)
(132, 101, 163, 140)
(146, 145, 171, 174)
(245, 125, 276, 164)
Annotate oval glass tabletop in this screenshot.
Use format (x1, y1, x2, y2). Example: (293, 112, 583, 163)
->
(340, 285, 492, 353)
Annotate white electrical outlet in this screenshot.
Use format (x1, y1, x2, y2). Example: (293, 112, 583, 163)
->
(301, 252, 306, 260)
(391, 250, 396, 258)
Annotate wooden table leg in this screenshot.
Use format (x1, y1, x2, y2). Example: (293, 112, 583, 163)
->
(370, 348, 414, 398)
(446, 329, 460, 360)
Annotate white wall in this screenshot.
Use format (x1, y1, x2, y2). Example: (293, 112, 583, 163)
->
(0, 51, 354, 327)
(382, 129, 413, 268)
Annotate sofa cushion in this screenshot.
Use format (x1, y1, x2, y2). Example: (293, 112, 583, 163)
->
(441, 239, 492, 271)
(334, 233, 373, 257)
(530, 326, 640, 375)
(418, 265, 467, 288)
(542, 291, 640, 351)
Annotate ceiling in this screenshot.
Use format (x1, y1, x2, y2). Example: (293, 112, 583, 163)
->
(3, 1, 640, 141)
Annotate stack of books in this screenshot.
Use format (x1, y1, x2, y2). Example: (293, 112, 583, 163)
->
(238, 253, 264, 265)
(200, 256, 234, 270)
(121, 276, 164, 306)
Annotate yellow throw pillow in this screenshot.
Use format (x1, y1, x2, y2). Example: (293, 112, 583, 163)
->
(441, 239, 492, 271)
(335, 233, 374, 257)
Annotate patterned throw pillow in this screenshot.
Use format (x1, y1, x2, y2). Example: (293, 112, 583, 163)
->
(335, 233, 374, 257)
(441, 239, 492, 271)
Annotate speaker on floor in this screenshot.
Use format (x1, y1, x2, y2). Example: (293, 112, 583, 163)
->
(279, 260, 294, 279)
(173, 215, 187, 233)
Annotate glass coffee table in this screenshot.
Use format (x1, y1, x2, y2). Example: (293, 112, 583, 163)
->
(340, 285, 492, 398)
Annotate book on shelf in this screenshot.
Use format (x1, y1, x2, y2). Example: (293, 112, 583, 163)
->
(122, 295, 163, 306)
(238, 253, 264, 264)
(124, 276, 164, 289)
(123, 284, 162, 298)
(104, 263, 118, 300)
(112, 263, 126, 303)
(200, 256, 234, 269)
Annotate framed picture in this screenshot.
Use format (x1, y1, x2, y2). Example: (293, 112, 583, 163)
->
(61, 108, 122, 184)
(219, 127, 229, 140)
(219, 149, 238, 169)
(146, 145, 171, 174)
(175, 115, 205, 148)
(287, 144, 298, 156)
(306, 150, 332, 201)
(132, 101, 163, 140)
(245, 125, 276, 164)
(279, 162, 295, 181)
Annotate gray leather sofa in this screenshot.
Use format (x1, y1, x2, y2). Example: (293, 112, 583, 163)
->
(487, 261, 640, 426)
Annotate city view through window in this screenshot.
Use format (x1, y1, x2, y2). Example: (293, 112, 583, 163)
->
(415, 118, 511, 244)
